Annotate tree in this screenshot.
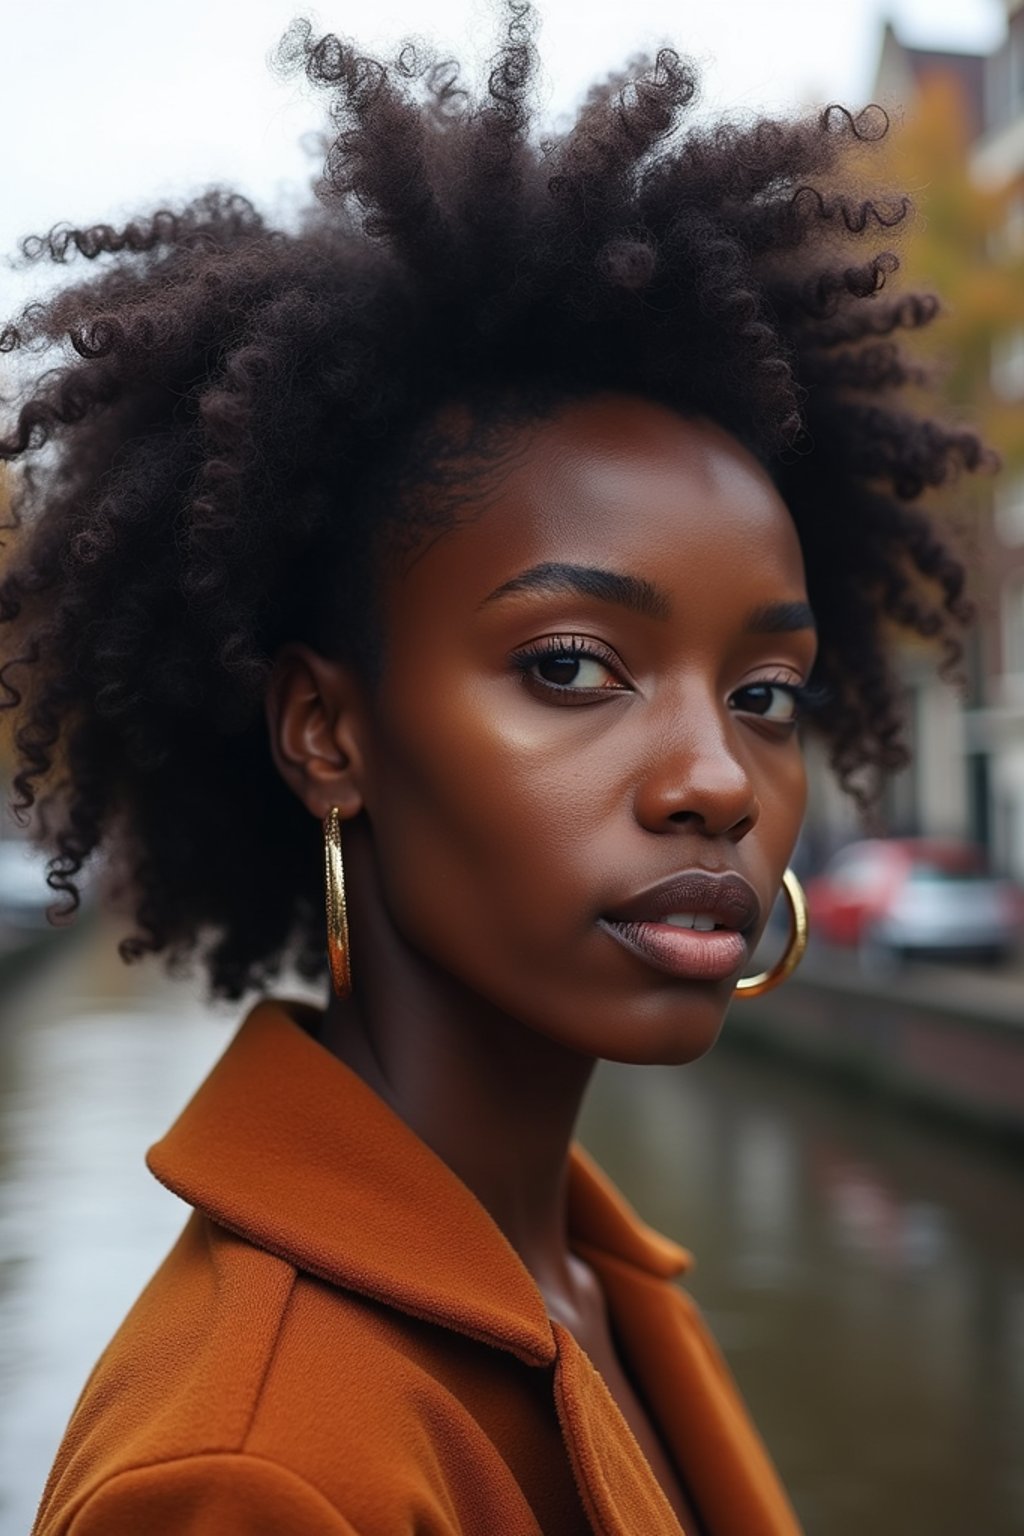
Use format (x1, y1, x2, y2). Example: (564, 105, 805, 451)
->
(874, 71, 1024, 478)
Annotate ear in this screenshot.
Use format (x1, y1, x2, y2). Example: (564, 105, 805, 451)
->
(264, 643, 370, 822)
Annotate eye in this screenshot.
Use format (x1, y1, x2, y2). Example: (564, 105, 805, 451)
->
(535, 653, 615, 689)
(512, 635, 629, 698)
(729, 680, 803, 725)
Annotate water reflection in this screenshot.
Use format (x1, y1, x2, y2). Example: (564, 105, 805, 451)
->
(0, 929, 234, 1535)
(580, 1046, 1024, 1536)
(0, 929, 1022, 1536)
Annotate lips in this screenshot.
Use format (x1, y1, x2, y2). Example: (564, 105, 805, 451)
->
(598, 869, 761, 983)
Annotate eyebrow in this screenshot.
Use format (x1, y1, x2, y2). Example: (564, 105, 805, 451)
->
(481, 562, 672, 620)
(744, 600, 817, 634)
(482, 564, 816, 635)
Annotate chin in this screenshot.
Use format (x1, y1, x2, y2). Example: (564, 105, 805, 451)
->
(553, 988, 733, 1068)
(602, 1019, 728, 1068)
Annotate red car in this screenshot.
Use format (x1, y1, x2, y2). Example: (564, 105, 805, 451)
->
(805, 838, 1024, 963)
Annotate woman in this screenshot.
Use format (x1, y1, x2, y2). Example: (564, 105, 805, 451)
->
(1, 7, 981, 1533)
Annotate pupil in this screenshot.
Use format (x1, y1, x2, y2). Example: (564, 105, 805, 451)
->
(539, 655, 581, 685)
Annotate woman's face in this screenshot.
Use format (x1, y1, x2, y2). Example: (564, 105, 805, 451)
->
(355, 394, 816, 1065)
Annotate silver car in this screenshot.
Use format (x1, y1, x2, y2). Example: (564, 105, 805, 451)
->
(865, 854, 1022, 965)
(809, 838, 1024, 967)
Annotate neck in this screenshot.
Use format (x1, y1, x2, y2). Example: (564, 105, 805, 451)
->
(316, 826, 595, 1305)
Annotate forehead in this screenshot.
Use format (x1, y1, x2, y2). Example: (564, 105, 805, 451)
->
(390, 395, 807, 616)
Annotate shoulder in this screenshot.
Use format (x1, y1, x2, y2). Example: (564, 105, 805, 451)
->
(35, 1213, 512, 1536)
(34, 1215, 301, 1531)
(41, 1453, 362, 1536)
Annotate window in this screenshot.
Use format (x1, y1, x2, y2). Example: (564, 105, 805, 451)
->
(826, 846, 890, 891)
(991, 326, 1024, 400)
(995, 471, 1024, 545)
(1006, 193, 1024, 255)
(1012, 10, 1024, 114)
(1003, 575, 1024, 676)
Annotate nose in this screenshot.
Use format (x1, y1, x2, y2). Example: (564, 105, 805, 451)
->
(633, 698, 760, 842)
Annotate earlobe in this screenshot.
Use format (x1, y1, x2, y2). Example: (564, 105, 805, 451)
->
(264, 642, 368, 821)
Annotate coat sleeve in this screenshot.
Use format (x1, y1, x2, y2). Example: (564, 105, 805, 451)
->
(65, 1453, 362, 1536)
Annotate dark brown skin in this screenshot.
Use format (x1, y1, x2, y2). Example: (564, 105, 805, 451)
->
(266, 394, 816, 1531)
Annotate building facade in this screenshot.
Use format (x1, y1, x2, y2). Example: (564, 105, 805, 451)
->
(821, 4, 1024, 879)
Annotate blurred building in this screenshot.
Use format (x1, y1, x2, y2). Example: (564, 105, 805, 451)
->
(971, 1, 1024, 881)
(874, 20, 987, 135)
(805, 3, 1024, 879)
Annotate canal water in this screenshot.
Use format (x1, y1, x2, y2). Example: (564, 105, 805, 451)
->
(1, 924, 1021, 1536)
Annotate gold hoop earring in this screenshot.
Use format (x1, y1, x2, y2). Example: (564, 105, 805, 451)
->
(323, 807, 352, 998)
(734, 867, 808, 998)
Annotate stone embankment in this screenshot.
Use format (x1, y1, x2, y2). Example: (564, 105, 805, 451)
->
(730, 948, 1024, 1144)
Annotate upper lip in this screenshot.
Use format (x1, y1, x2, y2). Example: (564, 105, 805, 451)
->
(602, 869, 762, 933)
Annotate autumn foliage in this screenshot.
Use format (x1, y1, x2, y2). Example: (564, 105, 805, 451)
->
(875, 72, 1024, 478)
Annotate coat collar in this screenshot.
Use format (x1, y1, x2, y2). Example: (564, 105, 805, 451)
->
(147, 998, 690, 1368)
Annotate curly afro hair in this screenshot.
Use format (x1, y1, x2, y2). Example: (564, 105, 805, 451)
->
(0, 4, 986, 998)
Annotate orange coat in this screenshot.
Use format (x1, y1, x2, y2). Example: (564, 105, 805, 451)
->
(34, 999, 803, 1536)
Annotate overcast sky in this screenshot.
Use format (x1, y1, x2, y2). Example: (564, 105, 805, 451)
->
(0, 0, 1007, 313)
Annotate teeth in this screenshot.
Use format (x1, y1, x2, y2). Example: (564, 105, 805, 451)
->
(663, 913, 717, 931)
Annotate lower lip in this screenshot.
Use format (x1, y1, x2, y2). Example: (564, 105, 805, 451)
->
(599, 919, 748, 982)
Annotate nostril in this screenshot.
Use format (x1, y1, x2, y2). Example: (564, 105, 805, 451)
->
(632, 752, 760, 837)
(664, 806, 759, 836)
(730, 811, 758, 841)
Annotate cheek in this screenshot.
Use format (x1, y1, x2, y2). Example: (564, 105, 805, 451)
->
(758, 746, 808, 866)
(362, 676, 603, 946)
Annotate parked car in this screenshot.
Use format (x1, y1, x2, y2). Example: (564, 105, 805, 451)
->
(806, 838, 1024, 965)
(0, 839, 56, 930)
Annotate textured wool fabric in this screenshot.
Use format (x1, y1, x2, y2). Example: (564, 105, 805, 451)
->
(33, 999, 803, 1536)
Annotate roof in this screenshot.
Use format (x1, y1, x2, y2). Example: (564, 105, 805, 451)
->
(873, 21, 987, 141)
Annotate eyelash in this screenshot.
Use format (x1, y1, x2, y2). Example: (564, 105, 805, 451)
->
(731, 676, 831, 726)
(511, 636, 829, 723)
(511, 634, 625, 695)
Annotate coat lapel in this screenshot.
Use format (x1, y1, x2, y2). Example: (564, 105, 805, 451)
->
(149, 999, 802, 1536)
